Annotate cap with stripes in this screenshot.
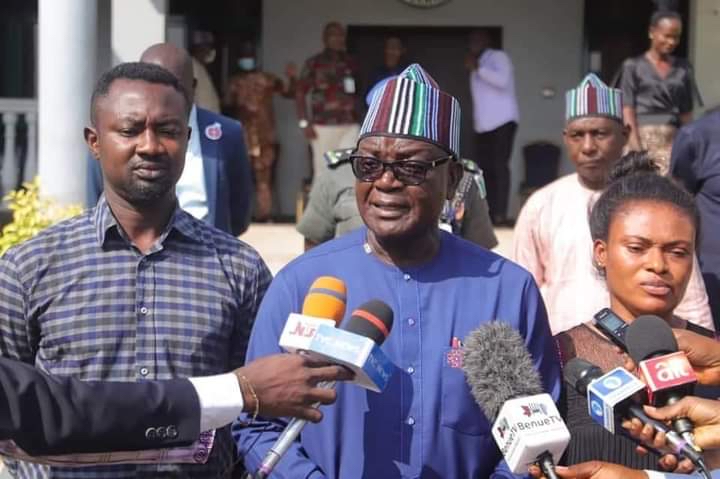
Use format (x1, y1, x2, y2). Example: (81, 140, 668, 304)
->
(359, 63, 461, 159)
(565, 73, 623, 123)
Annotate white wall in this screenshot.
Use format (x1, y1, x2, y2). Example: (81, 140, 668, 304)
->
(262, 0, 584, 217)
(690, 0, 720, 112)
(111, 0, 167, 64)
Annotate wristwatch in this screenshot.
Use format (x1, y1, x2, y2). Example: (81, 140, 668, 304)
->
(298, 119, 309, 129)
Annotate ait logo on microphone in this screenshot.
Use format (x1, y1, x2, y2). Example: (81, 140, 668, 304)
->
(520, 403, 548, 417)
(496, 417, 510, 439)
(640, 352, 697, 391)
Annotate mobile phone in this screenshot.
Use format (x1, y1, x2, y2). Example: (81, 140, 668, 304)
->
(593, 308, 629, 351)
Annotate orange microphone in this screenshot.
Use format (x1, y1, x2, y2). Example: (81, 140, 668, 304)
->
(301, 276, 347, 324)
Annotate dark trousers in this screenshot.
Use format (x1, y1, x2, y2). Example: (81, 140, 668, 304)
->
(474, 121, 518, 221)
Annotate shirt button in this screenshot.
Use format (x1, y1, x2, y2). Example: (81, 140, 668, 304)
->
(406, 366, 415, 375)
(406, 416, 416, 426)
(140, 306, 149, 315)
(139, 367, 149, 376)
(407, 318, 416, 326)
(403, 273, 411, 281)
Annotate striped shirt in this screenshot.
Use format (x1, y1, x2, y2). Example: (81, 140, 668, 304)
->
(0, 196, 271, 478)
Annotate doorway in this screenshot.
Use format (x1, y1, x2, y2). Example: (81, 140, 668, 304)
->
(347, 25, 502, 160)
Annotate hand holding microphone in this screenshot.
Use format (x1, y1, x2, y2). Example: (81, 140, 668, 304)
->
(251, 276, 396, 478)
(529, 461, 649, 479)
(643, 397, 720, 451)
(619, 327, 720, 387)
(673, 329, 720, 386)
(233, 354, 352, 423)
(625, 316, 699, 448)
(564, 358, 700, 474)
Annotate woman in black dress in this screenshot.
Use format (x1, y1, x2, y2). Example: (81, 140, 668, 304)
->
(616, 10, 700, 174)
(556, 152, 714, 474)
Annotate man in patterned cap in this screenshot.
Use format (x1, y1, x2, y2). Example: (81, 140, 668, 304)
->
(512, 73, 713, 336)
(235, 64, 560, 478)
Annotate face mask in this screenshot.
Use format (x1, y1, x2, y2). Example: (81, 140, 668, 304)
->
(237, 57, 256, 70)
(204, 49, 217, 64)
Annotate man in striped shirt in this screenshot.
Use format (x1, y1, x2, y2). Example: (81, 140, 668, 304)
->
(0, 62, 270, 478)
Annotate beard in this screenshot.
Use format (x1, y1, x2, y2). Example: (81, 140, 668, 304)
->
(121, 175, 175, 205)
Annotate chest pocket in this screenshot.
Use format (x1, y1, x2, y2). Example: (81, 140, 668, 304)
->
(440, 347, 491, 435)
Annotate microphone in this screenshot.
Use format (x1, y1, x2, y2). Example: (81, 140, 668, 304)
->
(626, 316, 699, 446)
(301, 276, 348, 321)
(564, 358, 706, 468)
(255, 299, 395, 479)
(281, 276, 348, 349)
(463, 322, 569, 479)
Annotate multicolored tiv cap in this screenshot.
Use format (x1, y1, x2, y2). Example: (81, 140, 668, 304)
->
(359, 64, 461, 159)
(565, 73, 623, 123)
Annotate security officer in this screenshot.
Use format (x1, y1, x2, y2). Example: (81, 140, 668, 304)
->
(297, 148, 498, 250)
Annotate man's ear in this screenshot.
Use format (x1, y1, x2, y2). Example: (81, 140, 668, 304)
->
(84, 126, 100, 160)
(622, 123, 632, 142)
(446, 160, 463, 200)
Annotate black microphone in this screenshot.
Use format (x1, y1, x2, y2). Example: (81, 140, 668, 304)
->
(564, 357, 709, 476)
(626, 316, 698, 446)
(463, 322, 569, 479)
(253, 300, 394, 479)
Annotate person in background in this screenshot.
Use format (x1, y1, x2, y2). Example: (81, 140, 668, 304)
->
(465, 28, 519, 226)
(669, 107, 720, 329)
(512, 73, 713, 336)
(297, 148, 497, 251)
(235, 63, 560, 479)
(366, 36, 408, 95)
(296, 22, 360, 183)
(190, 30, 221, 113)
(224, 41, 297, 221)
(616, 9, 701, 173)
(87, 43, 253, 236)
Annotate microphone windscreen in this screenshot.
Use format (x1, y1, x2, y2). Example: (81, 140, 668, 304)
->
(301, 276, 347, 324)
(463, 322, 544, 422)
(563, 358, 603, 396)
(626, 315, 678, 362)
(342, 300, 394, 345)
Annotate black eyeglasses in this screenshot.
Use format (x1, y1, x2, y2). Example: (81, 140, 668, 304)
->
(349, 154, 453, 186)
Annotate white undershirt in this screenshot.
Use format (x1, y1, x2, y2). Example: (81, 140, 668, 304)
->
(175, 105, 209, 220)
(188, 373, 244, 431)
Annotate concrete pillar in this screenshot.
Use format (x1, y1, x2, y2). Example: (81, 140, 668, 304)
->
(37, 0, 97, 205)
(111, 0, 167, 64)
(690, 0, 720, 112)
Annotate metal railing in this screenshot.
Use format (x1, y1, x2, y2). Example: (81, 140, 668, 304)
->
(0, 98, 38, 196)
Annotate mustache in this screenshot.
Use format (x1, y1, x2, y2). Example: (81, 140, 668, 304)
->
(130, 155, 170, 169)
